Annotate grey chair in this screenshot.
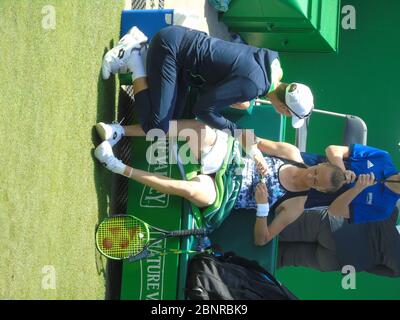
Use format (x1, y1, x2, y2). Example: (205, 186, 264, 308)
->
(253, 99, 368, 151)
(295, 109, 368, 151)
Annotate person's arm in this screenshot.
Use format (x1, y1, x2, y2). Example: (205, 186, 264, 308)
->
(252, 138, 303, 176)
(325, 145, 349, 171)
(257, 138, 303, 162)
(253, 183, 304, 246)
(325, 145, 356, 184)
(328, 173, 376, 218)
(231, 101, 251, 110)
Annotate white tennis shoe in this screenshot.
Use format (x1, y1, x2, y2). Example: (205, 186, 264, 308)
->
(102, 26, 148, 80)
(94, 141, 125, 174)
(95, 122, 125, 147)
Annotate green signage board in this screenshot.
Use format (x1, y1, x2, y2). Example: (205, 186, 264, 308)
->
(120, 138, 183, 300)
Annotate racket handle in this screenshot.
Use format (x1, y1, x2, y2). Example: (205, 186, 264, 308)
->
(169, 228, 209, 237)
(128, 250, 150, 262)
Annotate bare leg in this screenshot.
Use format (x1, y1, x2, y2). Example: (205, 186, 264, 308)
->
(123, 119, 217, 160)
(133, 76, 148, 94)
(123, 165, 216, 208)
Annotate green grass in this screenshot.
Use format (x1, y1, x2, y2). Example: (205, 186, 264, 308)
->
(0, 0, 125, 299)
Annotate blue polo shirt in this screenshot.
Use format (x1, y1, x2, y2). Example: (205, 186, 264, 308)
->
(302, 144, 400, 224)
(347, 144, 400, 223)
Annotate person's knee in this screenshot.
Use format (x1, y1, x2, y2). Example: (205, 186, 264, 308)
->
(188, 175, 216, 207)
(202, 125, 218, 146)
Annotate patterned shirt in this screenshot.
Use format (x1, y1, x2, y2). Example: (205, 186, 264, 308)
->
(234, 155, 287, 210)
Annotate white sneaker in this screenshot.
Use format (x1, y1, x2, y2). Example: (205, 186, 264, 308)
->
(95, 122, 125, 147)
(94, 141, 125, 174)
(127, 26, 148, 44)
(102, 26, 148, 80)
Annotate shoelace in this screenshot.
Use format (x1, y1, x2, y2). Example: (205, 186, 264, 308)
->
(112, 117, 125, 126)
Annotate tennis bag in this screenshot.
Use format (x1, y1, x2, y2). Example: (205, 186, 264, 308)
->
(186, 252, 298, 300)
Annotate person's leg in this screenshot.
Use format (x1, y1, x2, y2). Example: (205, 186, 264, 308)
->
(279, 210, 326, 243)
(123, 119, 217, 160)
(131, 62, 189, 113)
(128, 28, 188, 134)
(124, 165, 216, 207)
(315, 246, 341, 272)
(277, 242, 320, 269)
(277, 242, 340, 272)
(94, 141, 216, 207)
(96, 119, 219, 166)
(133, 76, 148, 94)
(172, 74, 191, 120)
(317, 210, 339, 252)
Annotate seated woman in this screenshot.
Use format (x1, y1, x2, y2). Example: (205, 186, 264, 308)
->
(93, 119, 345, 245)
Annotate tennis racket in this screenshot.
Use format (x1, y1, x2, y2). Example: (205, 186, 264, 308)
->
(95, 215, 208, 262)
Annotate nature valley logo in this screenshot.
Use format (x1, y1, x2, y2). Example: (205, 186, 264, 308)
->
(139, 231, 166, 300)
(140, 139, 171, 208)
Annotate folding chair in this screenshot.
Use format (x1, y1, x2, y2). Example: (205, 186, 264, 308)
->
(295, 108, 368, 151)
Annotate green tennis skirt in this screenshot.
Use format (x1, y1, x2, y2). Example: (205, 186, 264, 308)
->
(194, 137, 244, 231)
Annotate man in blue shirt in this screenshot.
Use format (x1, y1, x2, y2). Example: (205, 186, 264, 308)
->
(278, 143, 400, 274)
(304, 144, 400, 224)
(101, 25, 314, 135)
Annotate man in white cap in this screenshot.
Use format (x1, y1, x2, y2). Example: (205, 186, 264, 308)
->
(102, 25, 314, 135)
(101, 25, 314, 174)
(266, 82, 314, 129)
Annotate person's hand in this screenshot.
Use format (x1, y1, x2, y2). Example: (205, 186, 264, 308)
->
(254, 154, 268, 177)
(344, 170, 357, 184)
(255, 182, 269, 204)
(231, 101, 251, 110)
(354, 173, 376, 191)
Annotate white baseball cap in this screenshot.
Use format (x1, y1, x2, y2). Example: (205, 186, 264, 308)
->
(285, 83, 314, 128)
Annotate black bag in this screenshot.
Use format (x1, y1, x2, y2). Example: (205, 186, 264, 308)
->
(186, 252, 298, 300)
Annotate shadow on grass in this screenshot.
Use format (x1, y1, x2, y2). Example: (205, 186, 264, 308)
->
(92, 43, 123, 300)
(93, 45, 115, 223)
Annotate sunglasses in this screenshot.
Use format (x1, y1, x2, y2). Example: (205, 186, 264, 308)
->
(286, 105, 312, 120)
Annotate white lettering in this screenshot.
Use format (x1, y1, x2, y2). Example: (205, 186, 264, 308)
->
(342, 5, 356, 30)
(41, 5, 56, 30)
(41, 265, 56, 290)
(341, 265, 356, 290)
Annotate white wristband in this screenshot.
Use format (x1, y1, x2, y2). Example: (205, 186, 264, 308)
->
(248, 144, 263, 159)
(256, 203, 270, 218)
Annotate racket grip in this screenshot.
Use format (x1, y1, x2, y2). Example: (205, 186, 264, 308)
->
(170, 228, 209, 237)
(128, 250, 150, 262)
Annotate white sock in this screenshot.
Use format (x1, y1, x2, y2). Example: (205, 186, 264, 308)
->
(127, 49, 146, 81)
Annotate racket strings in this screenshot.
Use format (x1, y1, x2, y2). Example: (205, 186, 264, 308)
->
(96, 216, 148, 259)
